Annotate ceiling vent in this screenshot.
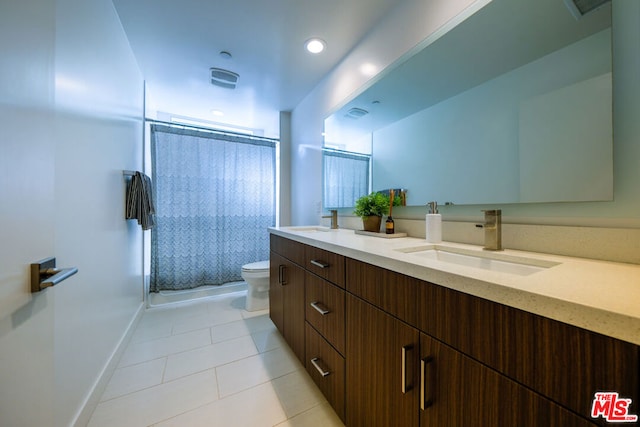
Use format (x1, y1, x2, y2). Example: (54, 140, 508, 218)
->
(210, 68, 239, 89)
(563, 0, 610, 19)
(346, 107, 369, 119)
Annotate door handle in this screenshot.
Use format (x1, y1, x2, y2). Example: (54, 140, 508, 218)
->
(402, 345, 413, 393)
(278, 264, 286, 285)
(421, 356, 433, 410)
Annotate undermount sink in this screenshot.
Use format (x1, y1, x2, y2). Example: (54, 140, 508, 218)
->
(287, 226, 332, 233)
(395, 245, 559, 276)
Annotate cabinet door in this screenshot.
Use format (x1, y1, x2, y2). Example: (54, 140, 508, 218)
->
(269, 252, 305, 362)
(418, 281, 639, 424)
(419, 333, 598, 427)
(269, 252, 285, 334)
(346, 294, 419, 427)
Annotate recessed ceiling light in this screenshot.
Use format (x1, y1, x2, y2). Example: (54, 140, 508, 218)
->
(211, 109, 224, 117)
(305, 38, 326, 54)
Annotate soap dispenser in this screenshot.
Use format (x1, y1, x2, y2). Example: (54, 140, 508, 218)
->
(426, 201, 442, 243)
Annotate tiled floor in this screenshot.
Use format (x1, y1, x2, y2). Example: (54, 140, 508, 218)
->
(88, 291, 344, 427)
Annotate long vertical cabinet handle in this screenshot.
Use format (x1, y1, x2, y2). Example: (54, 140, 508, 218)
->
(402, 345, 413, 393)
(421, 356, 433, 410)
(278, 265, 286, 285)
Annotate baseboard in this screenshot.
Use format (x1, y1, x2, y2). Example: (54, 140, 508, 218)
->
(72, 302, 145, 427)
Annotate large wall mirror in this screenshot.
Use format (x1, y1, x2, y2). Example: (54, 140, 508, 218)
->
(323, 0, 613, 207)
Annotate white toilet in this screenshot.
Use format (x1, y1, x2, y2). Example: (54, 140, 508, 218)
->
(241, 260, 270, 311)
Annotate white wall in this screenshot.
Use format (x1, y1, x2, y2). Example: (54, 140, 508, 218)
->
(0, 0, 144, 426)
(289, 0, 485, 225)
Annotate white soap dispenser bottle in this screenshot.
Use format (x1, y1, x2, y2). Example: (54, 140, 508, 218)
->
(426, 201, 442, 243)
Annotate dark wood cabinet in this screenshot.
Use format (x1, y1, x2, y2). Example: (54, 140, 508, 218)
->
(305, 245, 346, 288)
(346, 294, 419, 427)
(271, 234, 639, 427)
(346, 258, 418, 325)
(305, 271, 346, 355)
(419, 333, 597, 427)
(269, 252, 285, 334)
(306, 323, 346, 421)
(269, 247, 305, 362)
(418, 281, 639, 425)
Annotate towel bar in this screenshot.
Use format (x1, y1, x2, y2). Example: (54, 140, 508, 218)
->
(30, 257, 78, 292)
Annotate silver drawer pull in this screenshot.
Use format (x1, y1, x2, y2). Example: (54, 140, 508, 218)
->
(310, 301, 331, 315)
(310, 357, 331, 377)
(310, 259, 330, 269)
(402, 345, 413, 393)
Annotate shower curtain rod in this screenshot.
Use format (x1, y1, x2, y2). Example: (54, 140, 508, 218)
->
(145, 119, 279, 143)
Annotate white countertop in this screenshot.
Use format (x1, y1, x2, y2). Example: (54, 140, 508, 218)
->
(269, 226, 640, 346)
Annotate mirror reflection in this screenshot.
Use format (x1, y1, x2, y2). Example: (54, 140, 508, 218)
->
(323, 0, 612, 207)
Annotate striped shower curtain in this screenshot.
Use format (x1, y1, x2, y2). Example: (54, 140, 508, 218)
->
(150, 124, 276, 292)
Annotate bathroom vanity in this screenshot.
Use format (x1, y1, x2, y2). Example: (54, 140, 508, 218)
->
(269, 227, 640, 426)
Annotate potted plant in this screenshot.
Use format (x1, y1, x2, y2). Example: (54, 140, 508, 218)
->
(353, 192, 390, 232)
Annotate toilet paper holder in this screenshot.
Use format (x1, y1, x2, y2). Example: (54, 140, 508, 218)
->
(30, 257, 78, 293)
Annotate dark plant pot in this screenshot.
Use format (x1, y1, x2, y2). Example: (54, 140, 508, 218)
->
(362, 216, 382, 232)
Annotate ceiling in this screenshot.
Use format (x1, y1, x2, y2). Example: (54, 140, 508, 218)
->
(328, 0, 612, 138)
(112, 0, 402, 137)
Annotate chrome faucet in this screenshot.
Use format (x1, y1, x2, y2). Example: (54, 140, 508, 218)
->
(476, 209, 502, 251)
(322, 209, 339, 229)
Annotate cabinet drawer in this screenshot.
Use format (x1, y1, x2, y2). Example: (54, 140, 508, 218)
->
(305, 272, 345, 355)
(418, 281, 639, 425)
(305, 322, 345, 422)
(305, 246, 345, 288)
(346, 258, 418, 325)
(270, 234, 305, 266)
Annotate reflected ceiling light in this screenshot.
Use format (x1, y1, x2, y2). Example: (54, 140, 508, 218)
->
(360, 62, 378, 77)
(305, 38, 326, 54)
(211, 109, 224, 117)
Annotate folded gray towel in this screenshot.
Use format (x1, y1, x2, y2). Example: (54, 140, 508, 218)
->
(125, 171, 155, 230)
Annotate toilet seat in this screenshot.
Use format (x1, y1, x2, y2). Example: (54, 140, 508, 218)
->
(241, 260, 269, 273)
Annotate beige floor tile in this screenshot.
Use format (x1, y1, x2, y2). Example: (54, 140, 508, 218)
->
(164, 335, 258, 382)
(274, 402, 345, 427)
(241, 307, 270, 319)
(216, 346, 302, 397)
(118, 328, 211, 367)
(154, 381, 287, 427)
(101, 358, 166, 401)
(170, 312, 212, 335)
(251, 326, 287, 353)
(270, 370, 327, 418)
(88, 369, 218, 427)
(209, 308, 244, 327)
(89, 291, 343, 427)
(210, 314, 275, 343)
